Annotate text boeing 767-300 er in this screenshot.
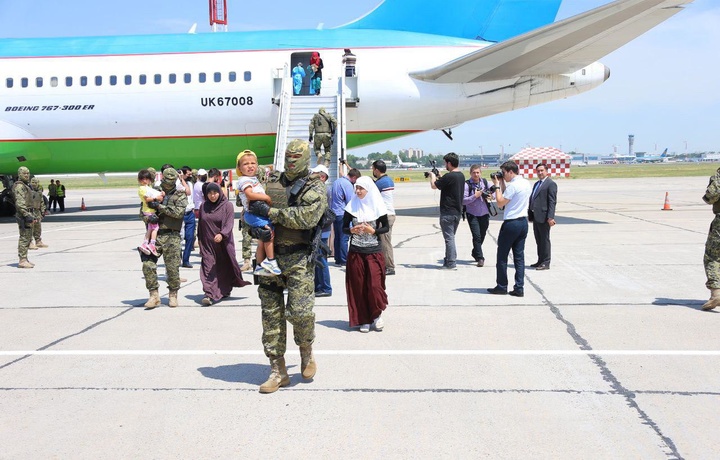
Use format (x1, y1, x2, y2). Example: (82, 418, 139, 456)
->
(0, 0, 692, 213)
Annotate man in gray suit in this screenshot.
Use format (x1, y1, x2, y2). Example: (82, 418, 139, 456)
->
(528, 163, 557, 270)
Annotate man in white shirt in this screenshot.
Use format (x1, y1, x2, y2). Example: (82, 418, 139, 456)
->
(487, 161, 532, 297)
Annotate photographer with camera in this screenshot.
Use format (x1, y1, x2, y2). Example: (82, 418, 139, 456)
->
(429, 152, 465, 270)
(487, 160, 532, 297)
(463, 164, 496, 267)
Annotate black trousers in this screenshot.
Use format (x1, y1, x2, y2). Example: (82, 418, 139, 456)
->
(533, 220, 551, 266)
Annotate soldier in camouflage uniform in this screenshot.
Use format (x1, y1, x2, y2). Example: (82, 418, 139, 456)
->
(141, 168, 188, 309)
(308, 107, 337, 168)
(29, 177, 48, 250)
(703, 167, 720, 310)
(12, 167, 37, 268)
(249, 139, 329, 393)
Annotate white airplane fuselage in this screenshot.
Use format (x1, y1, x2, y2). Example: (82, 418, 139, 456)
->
(0, 31, 607, 175)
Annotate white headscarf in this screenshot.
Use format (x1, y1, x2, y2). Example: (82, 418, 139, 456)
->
(344, 176, 388, 222)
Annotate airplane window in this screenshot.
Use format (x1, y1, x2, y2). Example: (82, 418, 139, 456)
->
(184, 73, 191, 83)
(50, 77, 58, 87)
(582, 69, 586, 75)
(154, 74, 162, 84)
(110, 75, 117, 86)
(21, 78, 28, 88)
(199, 72, 206, 83)
(214, 72, 221, 83)
(6, 78, 12, 88)
(95, 76, 102, 86)
(229, 72, 236, 82)
(244, 71, 251, 82)
(81, 76, 88, 87)
(139, 74, 147, 85)
(66, 77, 73, 87)
(125, 75, 132, 85)
(169, 73, 176, 84)
(36, 77, 43, 88)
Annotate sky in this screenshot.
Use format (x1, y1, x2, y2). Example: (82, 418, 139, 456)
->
(0, 0, 717, 157)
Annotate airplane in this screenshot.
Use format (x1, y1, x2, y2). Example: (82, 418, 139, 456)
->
(0, 0, 693, 214)
(396, 161, 421, 169)
(635, 148, 670, 163)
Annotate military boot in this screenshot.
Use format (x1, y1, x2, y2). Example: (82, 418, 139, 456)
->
(240, 259, 252, 272)
(18, 258, 34, 269)
(144, 290, 161, 309)
(168, 290, 178, 308)
(702, 288, 720, 311)
(300, 345, 317, 380)
(35, 240, 48, 248)
(28, 242, 38, 250)
(259, 356, 290, 394)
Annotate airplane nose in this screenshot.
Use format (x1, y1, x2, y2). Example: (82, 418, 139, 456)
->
(604, 65, 611, 82)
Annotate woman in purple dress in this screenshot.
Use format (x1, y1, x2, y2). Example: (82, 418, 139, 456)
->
(198, 182, 250, 305)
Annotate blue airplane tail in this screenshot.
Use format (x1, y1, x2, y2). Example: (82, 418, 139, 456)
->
(339, 0, 563, 42)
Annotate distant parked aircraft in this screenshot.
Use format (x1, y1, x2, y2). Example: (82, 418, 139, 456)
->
(636, 148, 670, 163)
(396, 161, 420, 168)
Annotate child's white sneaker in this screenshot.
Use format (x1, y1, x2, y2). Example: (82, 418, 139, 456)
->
(261, 258, 282, 275)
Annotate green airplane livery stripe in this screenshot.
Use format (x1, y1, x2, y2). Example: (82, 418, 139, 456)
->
(0, 131, 413, 175)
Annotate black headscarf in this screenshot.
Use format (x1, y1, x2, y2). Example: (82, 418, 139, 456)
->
(202, 182, 225, 214)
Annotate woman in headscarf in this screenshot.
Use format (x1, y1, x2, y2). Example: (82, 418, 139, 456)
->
(343, 176, 390, 332)
(198, 182, 250, 305)
(308, 51, 323, 96)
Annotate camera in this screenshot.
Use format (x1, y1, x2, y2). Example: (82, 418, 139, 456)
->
(490, 171, 504, 180)
(482, 184, 498, 199)
(424, 160, 441, 178)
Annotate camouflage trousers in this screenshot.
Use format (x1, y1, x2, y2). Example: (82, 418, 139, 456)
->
(32, 212, 42, 243)
(313, 133, 332, 167)
(16, 218, 32, 259)
(705, 215, 720, 289)
(143, 231, 182, 291)
(258, 250, 316, 358)
(241, 220, 252, 261)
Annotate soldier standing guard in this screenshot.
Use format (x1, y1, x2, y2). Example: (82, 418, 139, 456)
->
(29, 177, 49, 250)
(308, 107, 337, 168)
(12, 167, 37, 268)
(249, 139, 329, 394)
(703, 167, 720, 310)
(141, 168, 188, 309)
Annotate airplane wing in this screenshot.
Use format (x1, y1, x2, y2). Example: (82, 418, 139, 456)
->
(410, 0, 692, 84)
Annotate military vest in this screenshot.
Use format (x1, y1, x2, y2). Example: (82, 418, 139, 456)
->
(265, 173, 316, 245)
(11, 181, 42, 210)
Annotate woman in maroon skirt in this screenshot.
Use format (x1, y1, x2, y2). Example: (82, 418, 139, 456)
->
(198, 182, 250, 306)
(343, 176, 390, 332)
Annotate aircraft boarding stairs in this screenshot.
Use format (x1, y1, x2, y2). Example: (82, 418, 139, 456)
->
(273, 67, 349, 184)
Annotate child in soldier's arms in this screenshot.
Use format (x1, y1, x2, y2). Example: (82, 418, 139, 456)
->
(137, 168, 164, 256)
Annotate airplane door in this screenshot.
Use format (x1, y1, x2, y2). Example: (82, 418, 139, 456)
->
(290, 52, 315, 96)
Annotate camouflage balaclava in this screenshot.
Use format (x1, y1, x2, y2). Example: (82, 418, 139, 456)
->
(284, 139, 310, 182)
(17, 166, 30, 183)
(30, 176, 40, 191)
(161, 168, 178, 192)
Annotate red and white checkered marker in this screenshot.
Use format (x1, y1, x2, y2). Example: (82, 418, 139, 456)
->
(509, 147, 571, 179)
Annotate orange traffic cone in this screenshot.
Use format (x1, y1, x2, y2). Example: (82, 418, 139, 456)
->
(81, 198, 87, 211)
(661, 192, 672, 211)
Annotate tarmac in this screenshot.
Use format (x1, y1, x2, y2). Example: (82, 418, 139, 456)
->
(0, 176, 719, 459)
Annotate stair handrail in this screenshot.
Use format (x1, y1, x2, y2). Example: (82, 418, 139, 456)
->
(273, 64, 291, 172)
(337, 75, 347, 168)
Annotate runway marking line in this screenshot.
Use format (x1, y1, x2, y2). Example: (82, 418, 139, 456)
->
(1, 350, 719, 356)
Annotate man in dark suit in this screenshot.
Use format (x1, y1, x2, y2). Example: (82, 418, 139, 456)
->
(528, 163, 557, 270)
